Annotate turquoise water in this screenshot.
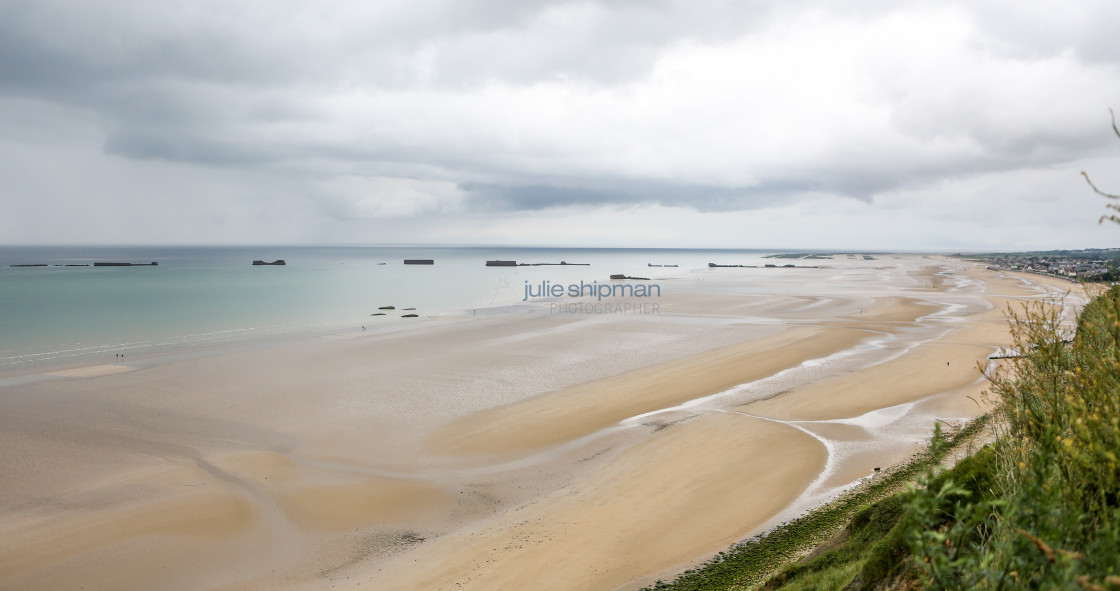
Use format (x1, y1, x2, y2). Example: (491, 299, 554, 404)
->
(0, 245, 778, 370)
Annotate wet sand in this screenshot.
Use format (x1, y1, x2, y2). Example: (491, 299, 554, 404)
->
(0, 256, 1086, 591)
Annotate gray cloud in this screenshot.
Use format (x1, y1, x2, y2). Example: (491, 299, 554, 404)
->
(460, 178, 845, 213)
(2, 0, 1120, 246)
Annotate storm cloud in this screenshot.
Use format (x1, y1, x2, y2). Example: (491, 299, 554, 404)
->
(2, 0, 1119, 247)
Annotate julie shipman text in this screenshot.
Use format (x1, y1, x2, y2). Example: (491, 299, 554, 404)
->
(523, 280, 661, 301)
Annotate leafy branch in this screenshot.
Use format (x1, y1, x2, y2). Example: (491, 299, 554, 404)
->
(1083, 108, 1120, 225)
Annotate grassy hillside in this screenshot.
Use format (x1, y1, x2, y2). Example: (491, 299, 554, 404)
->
(645, 286, 1120, 590)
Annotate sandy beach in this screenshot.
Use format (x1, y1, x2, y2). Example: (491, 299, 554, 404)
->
(0, 256, 1088, 591)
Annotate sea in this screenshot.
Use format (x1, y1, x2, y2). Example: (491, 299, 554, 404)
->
(0, 245, 782, 372)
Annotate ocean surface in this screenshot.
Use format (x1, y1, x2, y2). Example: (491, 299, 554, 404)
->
(0, 245, 781, 371)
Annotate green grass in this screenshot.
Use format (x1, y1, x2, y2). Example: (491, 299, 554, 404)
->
(639, 417, 990, 591)
(922, 288, 1120, 589)
(758, 441, 1000, 591)
(646, 286, 1120, 591)
(765, 560, 864, 591)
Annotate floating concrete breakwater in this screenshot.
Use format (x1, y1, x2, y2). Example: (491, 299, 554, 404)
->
(609, 274, 650, 280)
(8, 262, 158, 267)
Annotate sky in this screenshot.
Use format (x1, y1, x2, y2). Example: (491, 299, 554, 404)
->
(2, 0, 1120, 250)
